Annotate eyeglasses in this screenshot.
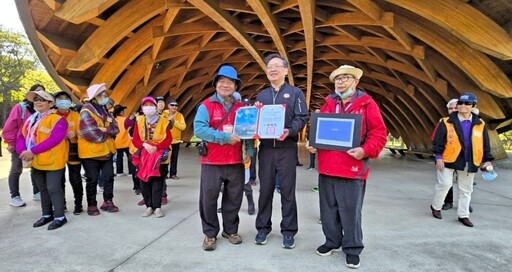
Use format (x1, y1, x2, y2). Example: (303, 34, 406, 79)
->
(448, 107, 457, 110)
(169, 104, 178, 107)
(33, 97, 47, 102)
(334, 75, 355, 82)
(457, 101, 474, 106)
(266, 65, 285, 70)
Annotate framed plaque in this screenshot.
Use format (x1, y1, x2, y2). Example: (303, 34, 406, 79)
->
(309, 112, 362, 151)
(233, 104, 286, 139)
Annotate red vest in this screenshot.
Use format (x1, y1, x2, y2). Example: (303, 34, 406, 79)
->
(201, 98, 243, 165)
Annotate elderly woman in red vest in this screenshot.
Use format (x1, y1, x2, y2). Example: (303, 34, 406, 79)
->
(17, 89, 69, 230)
(131, 97, 172, 218)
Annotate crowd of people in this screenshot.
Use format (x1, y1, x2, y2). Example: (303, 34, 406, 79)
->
(3, 53, 495, 269)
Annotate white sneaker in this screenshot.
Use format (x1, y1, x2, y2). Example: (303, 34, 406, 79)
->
(10, 196, 26, 207)
(98, 186, 104, 193)
(33, 192, 41, 201)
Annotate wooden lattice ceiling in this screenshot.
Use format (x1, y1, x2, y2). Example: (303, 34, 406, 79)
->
(16, 0, 512, 151)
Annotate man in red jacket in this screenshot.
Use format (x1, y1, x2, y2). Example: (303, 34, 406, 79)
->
(307, 65, 387, 269)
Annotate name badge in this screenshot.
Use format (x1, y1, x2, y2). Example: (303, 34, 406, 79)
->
(68, 121, 75, 126)
(223, 124, 233, 133)
(39, 126, 51, 134)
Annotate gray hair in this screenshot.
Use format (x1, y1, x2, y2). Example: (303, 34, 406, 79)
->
(446, 98, 458, 108)
(264, 53, 289, 68)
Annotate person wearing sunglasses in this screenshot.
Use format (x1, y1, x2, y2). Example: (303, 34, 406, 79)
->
(167, 99, 186, 181)
(431, 92, 494, 227)
(17, 89, 69, 230)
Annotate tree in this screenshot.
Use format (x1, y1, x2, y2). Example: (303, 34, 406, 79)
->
(0, 25, 57, 127)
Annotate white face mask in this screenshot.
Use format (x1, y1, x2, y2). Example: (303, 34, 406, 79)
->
(142, 105, 157, 116)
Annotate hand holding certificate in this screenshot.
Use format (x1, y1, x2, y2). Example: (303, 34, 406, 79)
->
(233, 104, 286, 139)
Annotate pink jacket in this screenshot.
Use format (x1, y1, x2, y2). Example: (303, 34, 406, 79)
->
(2, 103, 33, 147)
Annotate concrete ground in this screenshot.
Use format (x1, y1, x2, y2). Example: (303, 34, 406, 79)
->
(0, 144, 511, 272)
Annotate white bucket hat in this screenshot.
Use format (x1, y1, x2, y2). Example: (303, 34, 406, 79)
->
(329, 65, 363, 82)
(83, 83, 107, 102)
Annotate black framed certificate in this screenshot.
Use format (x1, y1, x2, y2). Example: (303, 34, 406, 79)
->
(233, 105, 286, 139)
(309, 113, 362, 151)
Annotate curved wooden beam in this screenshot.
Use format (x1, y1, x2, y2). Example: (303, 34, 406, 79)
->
(297, 0, 316, 108)
(398, 14, 512, 98)
(188, 0, 266, 70)
(67, 0, 168, 71)
(54, 0, 118, 24)
(387, 0, 512, 60)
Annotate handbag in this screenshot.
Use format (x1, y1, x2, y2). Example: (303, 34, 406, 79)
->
(198, 104, 233, 156)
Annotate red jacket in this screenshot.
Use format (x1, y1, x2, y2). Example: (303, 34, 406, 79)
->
(317, 91, 387, 180)
(201, 97, 243, 165)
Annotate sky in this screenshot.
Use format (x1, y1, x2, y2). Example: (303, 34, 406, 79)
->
(0, 0, 26, 33)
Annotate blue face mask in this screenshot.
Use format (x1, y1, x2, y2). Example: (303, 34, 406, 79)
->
(56, 99, 72, 109)
(98, 97, 109, 106)
(335, 88, 354, 99)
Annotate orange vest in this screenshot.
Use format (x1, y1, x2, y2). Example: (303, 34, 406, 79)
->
(441, 118, 485, 166)
(22, 112, 68, 170)
(77, 108, 117, 159)
(136, 116, 171, 164)
(114, 116, 131, 149)
(64, 110, 80, 164)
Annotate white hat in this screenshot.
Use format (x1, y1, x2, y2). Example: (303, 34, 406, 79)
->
(26, 90, 55, 102)
(329, 65, 363, 82)
(83, 83, 107, 102)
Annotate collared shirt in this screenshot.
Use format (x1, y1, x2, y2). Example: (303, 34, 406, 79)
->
(458, 114, 473, 163)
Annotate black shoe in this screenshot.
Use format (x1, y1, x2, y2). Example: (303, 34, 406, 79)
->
(431, 205, 442, 219)
(33, 216, 54, 228)
(345, 254, 360, 269)
(458, 217, 474, 227)
(442, 203, 453, 210)
(316, 244, 339, 256)
(296, 162, 303, 166)
(73, 206, 83, 215)
(48, 218, 67, 230)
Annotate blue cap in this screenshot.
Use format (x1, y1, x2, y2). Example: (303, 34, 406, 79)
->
(155, 96, 165, 102)
(459, 92, 477, 103)
(212, 65, 241, 87)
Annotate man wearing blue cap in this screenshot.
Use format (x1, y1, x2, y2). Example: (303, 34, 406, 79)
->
(194, 64, 254, 251)
(431, 92, 494, 227)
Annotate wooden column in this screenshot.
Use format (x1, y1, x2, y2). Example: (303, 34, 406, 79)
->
(488, 129, 507, 160)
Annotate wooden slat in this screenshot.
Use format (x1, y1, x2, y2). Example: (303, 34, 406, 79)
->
(36, 30, 79, 56)
(247, 0, 295, 85)
(398, 15, 512, 98)
(188, 0, 266, 70)
(54, 0, 118, 24)
(67, 0, 168, 71)
(387, 0, 512, 60)
(297, 0, 316, 108)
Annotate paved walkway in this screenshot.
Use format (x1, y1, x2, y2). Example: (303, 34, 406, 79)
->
(0, 145, 511, 271)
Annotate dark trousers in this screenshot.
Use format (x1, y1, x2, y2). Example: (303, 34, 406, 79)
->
(250, 147, 258, 180)
(130, 164, 140, 191)
(256, 146, 298, 236)
(200, 164, 244, 237)
(32, 168, 66, 218)
(8, 150, 39, 198)
(116, 148, 132, 174)
(82, 157, 115, 206)
(169, 143, 180, 176)
(161, 164, 169, 197)
(309, 153, 316, 169)
(319, 174, 365, 256)
(61, 163, 83, 207)
(140, 164, 166, 209)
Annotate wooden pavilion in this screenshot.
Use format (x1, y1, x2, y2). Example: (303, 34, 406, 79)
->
(16, 0, 512, 158)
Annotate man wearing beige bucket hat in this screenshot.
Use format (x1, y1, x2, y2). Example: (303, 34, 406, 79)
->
(78, 83, 120, 216)
(306, 65, 387, 269)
